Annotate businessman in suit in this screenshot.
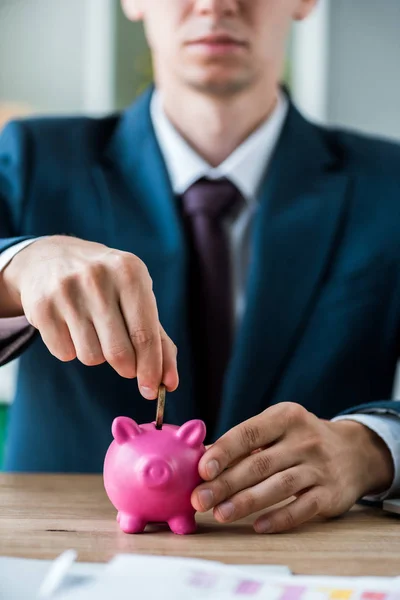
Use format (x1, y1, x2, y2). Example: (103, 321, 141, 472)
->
(1, 0, 400, 534)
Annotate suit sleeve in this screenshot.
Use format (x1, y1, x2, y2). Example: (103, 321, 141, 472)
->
(335, 401, 400, 496)
(336, 400, 400, 417)
(333, 413, 400, 500)
(335, 400, 400, 501)
(0, 121, 38, 366)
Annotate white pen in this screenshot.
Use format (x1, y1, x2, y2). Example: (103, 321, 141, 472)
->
(37, 549, 77, 599)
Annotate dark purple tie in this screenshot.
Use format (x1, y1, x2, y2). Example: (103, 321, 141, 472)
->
(181, 178, 244, 433)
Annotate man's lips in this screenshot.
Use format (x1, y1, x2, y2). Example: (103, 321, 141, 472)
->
(185, 33, 248, 55)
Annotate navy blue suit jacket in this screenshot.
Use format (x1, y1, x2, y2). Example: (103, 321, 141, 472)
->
(1, 88, 400, 472)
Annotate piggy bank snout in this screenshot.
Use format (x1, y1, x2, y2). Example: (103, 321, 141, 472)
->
(141, 457, 173, 488)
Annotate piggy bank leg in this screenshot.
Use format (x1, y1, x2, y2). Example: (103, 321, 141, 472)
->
(168, 513, 197, 535)
(117, 511, 146, 534)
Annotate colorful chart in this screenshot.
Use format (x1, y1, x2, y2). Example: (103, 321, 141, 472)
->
(187, 569, 400, 600)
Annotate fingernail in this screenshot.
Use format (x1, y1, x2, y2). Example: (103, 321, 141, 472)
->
(140, 386, 156, 400)
(206, 459, 220, 479)
(217, 501, 234, 521)
(254, 519, 272, 534)
(198, 489, 214, 510)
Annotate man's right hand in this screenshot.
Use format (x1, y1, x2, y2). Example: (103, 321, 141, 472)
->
(0, 235, 179, 399)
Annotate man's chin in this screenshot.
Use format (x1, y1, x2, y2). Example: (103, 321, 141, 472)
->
(184, 73, 251, 97)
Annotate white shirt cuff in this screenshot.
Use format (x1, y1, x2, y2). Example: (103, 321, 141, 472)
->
(0, 238, 44, 272)
(332, 413, 400, 501)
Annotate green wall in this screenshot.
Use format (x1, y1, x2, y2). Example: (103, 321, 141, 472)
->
(114, 5, 152, 110)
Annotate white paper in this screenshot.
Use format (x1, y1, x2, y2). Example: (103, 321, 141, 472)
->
(0, 556, 102, 600)
(0, 554, 289, 599)
(1, 553, 398, 600)
(55, 554, 400, 600)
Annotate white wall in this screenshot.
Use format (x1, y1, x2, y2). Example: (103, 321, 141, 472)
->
(0, 0, 86, 113)
(0, 0, 149, 116)
(291, 0, 330, 124)
(0, 363, 17, 404)
(328, 0, 400, 141)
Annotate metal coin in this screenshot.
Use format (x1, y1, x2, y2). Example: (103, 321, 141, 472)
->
(155, 384, 166, 430)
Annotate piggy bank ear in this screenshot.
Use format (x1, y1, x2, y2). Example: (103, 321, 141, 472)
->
(112, 417, 142, 445)
(176, 420, 206, 448)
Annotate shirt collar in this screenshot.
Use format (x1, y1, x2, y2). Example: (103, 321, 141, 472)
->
(150, 88, 289, 204)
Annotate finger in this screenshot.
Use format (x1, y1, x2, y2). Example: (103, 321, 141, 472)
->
(119, 279, 162, 400)
(198, 409, 286, 481)
(159, 324, 179, 392)
(92, 308, 137, 378)
(212, 466, 317, 523)
(36, 303, 77, 363)
(70, 267, 137, 377)
(49, 267, 107, 369)
(67, 316, 106, 367)
(192, 445, 298, 512)
(253, 486, 327, 534)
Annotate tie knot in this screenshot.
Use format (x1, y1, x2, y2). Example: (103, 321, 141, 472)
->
(181, 178, 244, 220)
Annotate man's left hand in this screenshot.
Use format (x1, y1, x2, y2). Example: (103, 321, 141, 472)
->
(191, 403, 394, 533)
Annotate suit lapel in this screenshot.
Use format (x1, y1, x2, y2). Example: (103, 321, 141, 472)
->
(92, 89, 197, 426)
(216, 104, 350, 437)
(96, 89, 182, 264)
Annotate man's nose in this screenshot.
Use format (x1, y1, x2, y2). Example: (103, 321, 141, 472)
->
(193, 0, 239, 18)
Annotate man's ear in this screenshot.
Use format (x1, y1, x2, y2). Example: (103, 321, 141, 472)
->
(121, 0, 144, 21)
(293, 0, 319, 21)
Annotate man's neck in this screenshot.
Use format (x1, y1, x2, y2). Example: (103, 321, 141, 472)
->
(157, 80, 279, 167)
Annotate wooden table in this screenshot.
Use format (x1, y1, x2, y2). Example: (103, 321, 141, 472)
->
(0, 474, 399, 576)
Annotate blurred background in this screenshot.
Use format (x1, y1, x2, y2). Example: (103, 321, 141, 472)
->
(1, 0, 400, 465)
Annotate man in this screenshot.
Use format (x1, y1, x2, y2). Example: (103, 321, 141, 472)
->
(0, 0, 399, 535)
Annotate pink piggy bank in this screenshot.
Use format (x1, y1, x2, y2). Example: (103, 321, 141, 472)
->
(103, 417, 206, 535)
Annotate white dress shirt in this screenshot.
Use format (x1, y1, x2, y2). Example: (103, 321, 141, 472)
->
(1, 90, 399, 500)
